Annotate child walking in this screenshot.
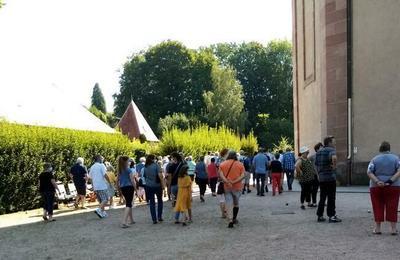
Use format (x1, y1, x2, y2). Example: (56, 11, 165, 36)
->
(174, 165, 192, 226)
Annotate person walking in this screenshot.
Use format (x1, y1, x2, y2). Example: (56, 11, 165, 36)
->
(216, 148, 229, 219)
(315, 136, 341, 223)
(195, 156, 208, 202)
(174, 165, 193, 226)
(105, 161, 116, 209)
(295, 147, 316, 209)
(143, 154, 165, 224)
(253, 149, 270, 196)
(186, 156, 196, 182)
(367, 141, 400, 235)
(282, 148, 296, 191)
(242, 154, 252, 194)
(116, 156, 136, 228)
(219, 150, 245, 228)
(270, 154, 284, 196)
(39, 163, 60, 222)
(309, 142, 323, 206)
(207, 157, 219, 196)
(89, 155, 110, 219)
(167, 152, 185, 207)
(69, 157, 88, 209)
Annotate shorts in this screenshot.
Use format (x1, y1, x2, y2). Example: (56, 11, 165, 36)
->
(224, 190, 241, 206)
(107, 183, 115, 198)
(120, 186, 135, 208)
(95, 190, 109, 204)
(217, 194, 225, 203)
(76, 185, 86, 196)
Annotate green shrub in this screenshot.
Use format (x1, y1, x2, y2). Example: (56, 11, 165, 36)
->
(159, 125, 258, 159)
(0, 121, 136, 214)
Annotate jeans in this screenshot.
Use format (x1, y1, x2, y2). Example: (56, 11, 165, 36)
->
(209, 177, 218, 193)
(42, 191, 55, 215)
(317, 181, 336, 217)
(256, 173, 266, 195)
(311, 175, 319, 204)
(300, 182, 312, 204)
(285, 169, 295, 190)
(196, 178, 208, 196)
(145, 186, 163, 222)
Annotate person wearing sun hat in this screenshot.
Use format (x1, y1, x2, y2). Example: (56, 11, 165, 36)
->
(295, 146, 316, 210)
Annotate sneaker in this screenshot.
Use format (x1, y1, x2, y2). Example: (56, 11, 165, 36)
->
(317, 216, 326, 222)
(228, 222, 234, 228)
(94, 208, 103, 219)
(247, 190, 251, 193)
(200, 196, 205, 202)
(329, 216, 342, 223)
(300, 205, 306, 210)
(233, 219, 239, 224)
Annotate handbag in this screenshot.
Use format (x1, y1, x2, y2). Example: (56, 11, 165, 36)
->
(217, 161, 235, 195)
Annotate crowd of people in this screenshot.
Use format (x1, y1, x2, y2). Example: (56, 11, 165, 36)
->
(38, 136, 400, 233)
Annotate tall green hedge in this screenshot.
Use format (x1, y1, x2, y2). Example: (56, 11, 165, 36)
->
(159, 125, 258, 159)
(0, 122, 135, 214)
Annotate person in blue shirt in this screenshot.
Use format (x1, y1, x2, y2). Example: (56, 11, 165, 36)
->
(252, 148, 270, 196)
(282, 148, 296, 191)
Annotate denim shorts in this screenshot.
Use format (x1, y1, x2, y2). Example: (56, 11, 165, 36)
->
(224, 190, 241, 206)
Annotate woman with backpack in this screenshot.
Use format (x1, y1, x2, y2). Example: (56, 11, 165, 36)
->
(195, 156, 208, 202)
(143, 154, 165, 224)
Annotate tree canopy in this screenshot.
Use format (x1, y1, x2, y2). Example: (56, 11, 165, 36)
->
(114, 40, 293, 147)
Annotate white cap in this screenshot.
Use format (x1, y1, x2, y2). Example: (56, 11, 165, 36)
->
(299, 146, 310, 154)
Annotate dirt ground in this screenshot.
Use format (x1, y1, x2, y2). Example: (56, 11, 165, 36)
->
(0, 186, 399, 260)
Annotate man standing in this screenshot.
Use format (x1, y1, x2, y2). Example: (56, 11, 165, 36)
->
(315, 136, 342, 223)
(70, 157, 88, 209)
(282, 148, 296, 191)
(253, 149, 270, 196)
(89, 155, 110, 218)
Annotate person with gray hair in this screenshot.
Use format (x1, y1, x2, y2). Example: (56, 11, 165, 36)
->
(219, 150, 246, 228)
(70, 157, 88, 209)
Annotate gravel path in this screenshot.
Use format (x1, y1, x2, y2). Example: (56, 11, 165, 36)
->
(0, 186, 399, 260)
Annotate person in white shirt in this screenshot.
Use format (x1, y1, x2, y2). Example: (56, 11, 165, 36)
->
(89, 155, 110, 218)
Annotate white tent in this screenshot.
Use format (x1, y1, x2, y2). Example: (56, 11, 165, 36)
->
(0, 86, 115, 133)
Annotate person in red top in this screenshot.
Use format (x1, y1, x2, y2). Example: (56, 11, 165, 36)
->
(207, 157, 218, 196)
(219, 150, 245, 228)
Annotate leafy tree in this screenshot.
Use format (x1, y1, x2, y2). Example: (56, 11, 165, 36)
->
(91, 83, 107, 113)
(114, 41, 216, 131)
(158, 113, 191, 133)
(211, 40, 293, 143)
(203, 66, 246, 131)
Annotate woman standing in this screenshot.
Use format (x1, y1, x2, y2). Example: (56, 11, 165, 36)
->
(367, 141, 400, 235)
(117, 156, 136, 228)
(143, 154, 164, 224)
(195, 156, 208, 202)
(39, 163, 60, 222)
(295, 147, 316, 210)
(174, 165, 192, 226)
(219, 150, 245, 228)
